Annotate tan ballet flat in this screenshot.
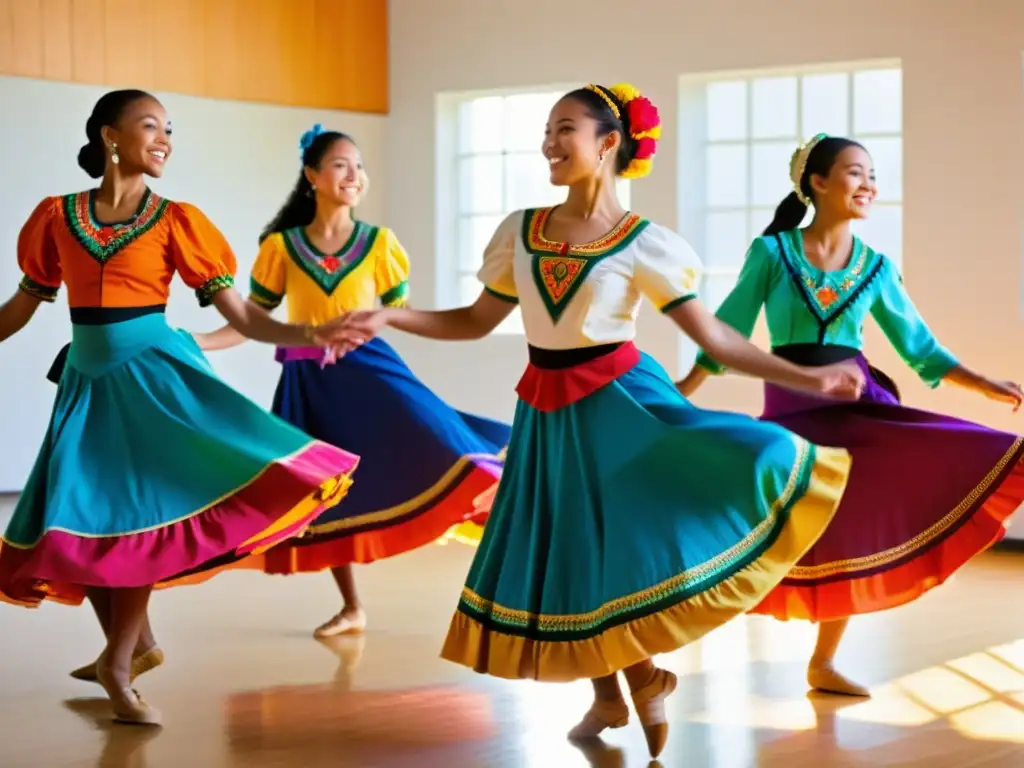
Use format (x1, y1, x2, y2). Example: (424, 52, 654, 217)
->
(567, 698, 630, 740)
(630, 668, 677, 758)
(313, 608, 367, 639)
(71, 646, 165, 683)
(95, 661, 162, 726)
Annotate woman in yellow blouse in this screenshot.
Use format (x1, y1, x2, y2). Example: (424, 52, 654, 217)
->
(195, 126, 509, 638)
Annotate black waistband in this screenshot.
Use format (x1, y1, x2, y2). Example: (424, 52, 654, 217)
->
(527, 343, 623, 370)
(771, 344, 860, 366)
(69, 305, 166, 325)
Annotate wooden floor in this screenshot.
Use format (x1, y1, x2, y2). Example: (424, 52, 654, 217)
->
(1, 500, 1023, 767)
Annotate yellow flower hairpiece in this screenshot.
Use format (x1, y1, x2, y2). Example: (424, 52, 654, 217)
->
(789, 133, 828, 206)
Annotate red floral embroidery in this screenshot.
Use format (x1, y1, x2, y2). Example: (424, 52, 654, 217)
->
(321, 255, 341, 274)
(815, 286, 839, 308)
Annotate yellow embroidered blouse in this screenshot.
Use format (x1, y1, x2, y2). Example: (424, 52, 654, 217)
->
(248, 222, 410, 325)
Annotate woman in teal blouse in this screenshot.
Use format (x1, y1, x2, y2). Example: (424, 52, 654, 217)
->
(679, 133, 1024, 698)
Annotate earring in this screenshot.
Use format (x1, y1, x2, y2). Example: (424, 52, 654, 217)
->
(110, 143, 119, 165)
(598, 151, 606, 167)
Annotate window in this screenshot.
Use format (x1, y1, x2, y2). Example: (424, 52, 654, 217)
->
(680, 64, 903, 314)
(443, 89, 631, 333)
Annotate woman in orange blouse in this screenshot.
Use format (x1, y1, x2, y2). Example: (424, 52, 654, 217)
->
(0, 89, 363, 726)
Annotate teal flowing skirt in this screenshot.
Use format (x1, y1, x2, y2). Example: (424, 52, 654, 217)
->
(441, 351, 851, 681)
(0, 313, 359, 607)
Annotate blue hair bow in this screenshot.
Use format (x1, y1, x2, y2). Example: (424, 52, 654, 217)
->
(299, 123, 326, 159)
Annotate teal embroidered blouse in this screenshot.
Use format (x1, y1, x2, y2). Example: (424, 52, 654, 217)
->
(695, 229, 959, 387)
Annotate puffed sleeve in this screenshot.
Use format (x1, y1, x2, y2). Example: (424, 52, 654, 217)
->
(477, 212, 521, 304)
(374, 228, 411, 307)
(695, 237, 774, 374)
(248, 234, 287, 310)
(870, 256, 958, 388)
(166, 202, 238, 307)
(633, 222, 703, 312)
(17, 197, 63, 302)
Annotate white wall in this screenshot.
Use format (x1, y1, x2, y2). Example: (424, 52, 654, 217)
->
(0, 76, 385, 491)
(386, 0, 1024, 537)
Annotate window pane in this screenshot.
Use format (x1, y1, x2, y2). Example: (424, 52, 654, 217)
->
(706, 144, 748, 207)
(503, 92, 560, 152)
(459, 215, 505, 271)
(859, 136, 902, 202)
(701, 274, 739, 312)
(458, 97, 504, 154)
(705, 211, 749, 270)
(458, 155, 503, 214)
(751, 141, 795, 207)
(853, 68, 901, 134)
(801, 72, 849, 139)
(505, 152, 560, 210)
(853, 205, 902, 266)
(707, 80, 747, 141)
(751, 76, 797, 139)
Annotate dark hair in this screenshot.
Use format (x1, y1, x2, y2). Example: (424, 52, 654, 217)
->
(259, 131, 355, 243)
(77, 89, 156, 178)
(562, 86, 637, 176)
(762, 137, 865, 236)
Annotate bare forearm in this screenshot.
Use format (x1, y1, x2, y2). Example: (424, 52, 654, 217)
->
(194, 323, 247, 352)
(669, 303, 815, 391)
(703, 325, 815, 390)
(0, 290, 41, 342)
(378, 290, 513, 341)
(212, 289, 311, 347)
(943, 364, 990, 393)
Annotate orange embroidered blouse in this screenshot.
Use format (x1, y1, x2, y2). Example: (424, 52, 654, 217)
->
(17, 189, 237, 309)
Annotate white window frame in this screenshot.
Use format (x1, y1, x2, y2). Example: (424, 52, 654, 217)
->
(436, 85, 631, 334)
(678, 59, 903, 316)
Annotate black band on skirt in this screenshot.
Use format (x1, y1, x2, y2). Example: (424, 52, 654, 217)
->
(527, 343, 624, 370)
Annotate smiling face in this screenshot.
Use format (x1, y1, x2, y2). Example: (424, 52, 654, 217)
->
(808, 145, 877, 220)
(305, 137, 366, 208)
(100, 96, 172, 178)
(542, 95, 619, 187)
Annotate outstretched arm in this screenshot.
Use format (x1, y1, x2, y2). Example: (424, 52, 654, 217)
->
(871, 259, 1021, 409)
(212, 287, 321, 348)
(0, 290, 43, 343)
(345, 290, 515, 342)
(667, 299, 863, 398)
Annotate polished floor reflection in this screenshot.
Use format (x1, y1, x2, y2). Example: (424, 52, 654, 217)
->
(2, 509, 1023, 766)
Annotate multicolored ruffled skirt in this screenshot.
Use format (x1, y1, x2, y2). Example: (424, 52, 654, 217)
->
(751, 347, 1024, 622)
(0, 311, 359, 606)
(441, 342, 851, 682)
(240, 336, 508, 575)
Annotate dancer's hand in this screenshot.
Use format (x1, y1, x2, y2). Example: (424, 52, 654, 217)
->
(978, 379, 1024, 411)
(337, 309, 390, 339)
(808, 362, 866, 400)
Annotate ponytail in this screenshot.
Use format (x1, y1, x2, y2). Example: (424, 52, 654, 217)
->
(259, 174, 316, 243)
(762, 192, 808, 236)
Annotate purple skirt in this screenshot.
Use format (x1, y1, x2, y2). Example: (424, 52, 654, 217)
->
(753, 354, 1024, 621)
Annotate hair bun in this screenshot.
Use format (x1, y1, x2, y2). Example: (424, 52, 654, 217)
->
(605, 83, 661, 179)
(77, 141, 105, 179)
